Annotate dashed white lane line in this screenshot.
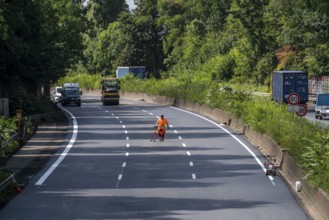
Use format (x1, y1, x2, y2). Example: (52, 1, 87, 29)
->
(174, 130, 178, 133)
(149, 113, 153, 115)
(187, 151, 191, 156)
(126, 152, 129, 157)
(192, 174, 196, 179)
(171, 106, 276, 185)
(125, 130, 128, 134)
(126, 143, 130, 148)
(178, 136, 182, 140)
(122, 162, 126, 167)
(118, 174, 123, 181)
(182, 143, 186, 148)
(190, 162, 194, 167)
(122, 125, 126, 128)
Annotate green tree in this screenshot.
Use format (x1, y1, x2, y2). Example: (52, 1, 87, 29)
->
(116, 0, 164, 78)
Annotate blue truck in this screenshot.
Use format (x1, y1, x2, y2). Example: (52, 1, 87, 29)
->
(116, 66, 146, 79)
(271, 71, 308, 104)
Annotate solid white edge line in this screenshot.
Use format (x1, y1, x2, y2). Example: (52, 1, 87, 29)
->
(171, 106, 275, 185)
(35, 107, 78, 186)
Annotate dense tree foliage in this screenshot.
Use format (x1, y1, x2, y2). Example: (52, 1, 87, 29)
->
(0, 0, 85, 97)
(2, 0, 329, 93)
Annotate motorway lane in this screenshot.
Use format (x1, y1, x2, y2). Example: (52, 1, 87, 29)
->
(0, 98, 308, 219)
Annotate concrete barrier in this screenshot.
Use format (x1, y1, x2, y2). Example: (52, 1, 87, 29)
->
(121, 91, 329, 220)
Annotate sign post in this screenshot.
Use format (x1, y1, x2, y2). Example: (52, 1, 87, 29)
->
(16, 109, 22, 132)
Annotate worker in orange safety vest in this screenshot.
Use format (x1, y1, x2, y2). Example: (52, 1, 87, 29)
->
(156, 115, 169, 141)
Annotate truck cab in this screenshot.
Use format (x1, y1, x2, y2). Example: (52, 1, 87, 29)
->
(60, 83, 82, 107)
(315, 94, 329, 119)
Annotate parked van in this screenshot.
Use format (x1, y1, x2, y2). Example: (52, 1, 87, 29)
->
(60, 83, 82, 106)
(315, 93, 329, 119)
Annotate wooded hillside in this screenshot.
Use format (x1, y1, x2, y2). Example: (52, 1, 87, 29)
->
(1, 0, 329, 96)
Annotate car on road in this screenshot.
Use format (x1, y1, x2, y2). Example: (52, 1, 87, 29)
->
(60, 83, 82, 107)
(315, 93, 329, 120)
(51, 86, 62, 103)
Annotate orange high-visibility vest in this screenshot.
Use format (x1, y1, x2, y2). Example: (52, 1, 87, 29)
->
(156, 118, 169, 129)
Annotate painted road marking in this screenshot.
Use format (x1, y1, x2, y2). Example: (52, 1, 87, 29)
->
(35, 107, 78, 185)
(182, 143, 186, 148)
(187, 151, 191, 156)
(122, 162, 126, 167)
(190, 162, 194, 167)
(192, 174, 196, 179)
(126, 143, 130, 148)
(171, 106, 276, 185)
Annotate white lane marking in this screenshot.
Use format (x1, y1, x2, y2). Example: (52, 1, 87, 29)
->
(122, 162, 126, 167)
(192, 174, 196, 179)
(182, 143, 186, 148)
(120, 121, 123, 124)
(125, 130, 128, 134)
(190, 162, 194, 167)
(126, 137, 129, 141)
(122, 125, 126, 128)
(169, 125, 173, 128)
(142, 110, 147, 112)
(149, 113, 153, 115)
(174, 130, 178, 133)
(126, 143, 130, 148)
(35, 107, 78, 185)
(105, 110, 109, 113)
(178, 136, 182, 140)
(187, 151, 191, 156)
(126, 152, 129, 157)
(171, 106, 275, 185)
(118, 174, 123, 180)
(116, 116, 119, 119)
(111, 113, 115, 116)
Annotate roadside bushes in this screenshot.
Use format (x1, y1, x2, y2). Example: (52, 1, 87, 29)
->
(0, 117, 19, 156)
(120, 76, 329, 192)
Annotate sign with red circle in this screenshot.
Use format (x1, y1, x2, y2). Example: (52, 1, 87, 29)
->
(287, 93, 300, 105)
(296, 104, 308, 116)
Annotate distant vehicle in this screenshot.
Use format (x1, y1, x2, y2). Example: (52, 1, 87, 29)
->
(101, 78, 120, 105)
(116, 66, 146, 79)
(52, 86, 62, 103)
(315, 93, 329, 120)
(60, 83, 82, 107)
(271, 70, 308, 104)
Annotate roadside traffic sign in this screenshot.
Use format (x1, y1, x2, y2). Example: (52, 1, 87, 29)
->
(287, 104, 300, 112)
(287, 93, 300, 105)
(296, 104, 307, 116)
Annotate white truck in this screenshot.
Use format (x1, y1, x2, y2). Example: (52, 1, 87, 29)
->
(315, 93, 329, 119)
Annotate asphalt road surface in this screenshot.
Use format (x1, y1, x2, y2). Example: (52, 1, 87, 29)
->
(0, 97, 308, 220)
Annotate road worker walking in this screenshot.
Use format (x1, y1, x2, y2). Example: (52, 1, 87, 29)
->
(156, 115, 169, 141)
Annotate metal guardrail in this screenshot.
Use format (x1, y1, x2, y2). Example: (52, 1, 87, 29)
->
(0, 111, 63, 194)
(0, 111, 63, 157)
(0, 170, 20, 193)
